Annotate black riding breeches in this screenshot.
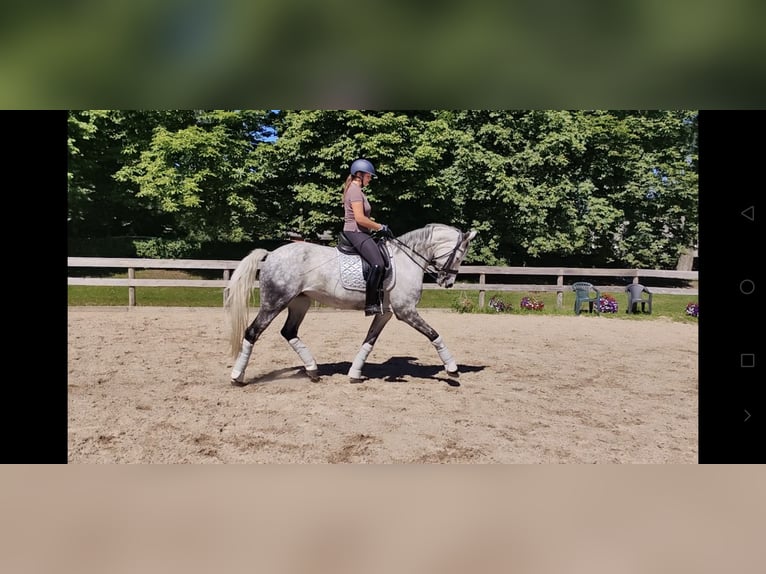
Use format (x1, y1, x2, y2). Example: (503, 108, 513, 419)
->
(343, 231, 385, 269)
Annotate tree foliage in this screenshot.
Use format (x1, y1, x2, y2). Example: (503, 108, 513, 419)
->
(68, 110, 697, 268)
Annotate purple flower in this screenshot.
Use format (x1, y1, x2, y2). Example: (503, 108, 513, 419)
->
(520, 296, 544, 311)
(685, 302, 699, 317)
(598, 293, 619, 313)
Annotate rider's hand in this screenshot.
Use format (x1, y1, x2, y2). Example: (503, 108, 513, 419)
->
(379, 224, 394, 238)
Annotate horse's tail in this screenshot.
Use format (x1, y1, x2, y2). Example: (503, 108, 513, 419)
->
(224, 248, 269, 357)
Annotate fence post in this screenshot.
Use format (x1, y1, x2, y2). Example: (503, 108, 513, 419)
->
(128, 267, 136, 307)
(478, 273, 486, 309)
(556, 272, 563, 309)
(222, 269, 230, 305)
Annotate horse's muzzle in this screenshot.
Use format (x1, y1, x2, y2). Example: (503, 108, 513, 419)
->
(439, 276, 456, 288)
(438, 269, 459, 288)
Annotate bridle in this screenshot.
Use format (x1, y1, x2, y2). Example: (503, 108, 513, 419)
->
(388, 231, 465, 283)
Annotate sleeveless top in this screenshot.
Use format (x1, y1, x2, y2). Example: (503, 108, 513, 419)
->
(343, 181, 372, 233)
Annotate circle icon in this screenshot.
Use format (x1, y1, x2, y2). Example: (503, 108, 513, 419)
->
(739, 279, 755, 295)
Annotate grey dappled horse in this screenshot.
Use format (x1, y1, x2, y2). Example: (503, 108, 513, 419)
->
(224, 223, 478, 384)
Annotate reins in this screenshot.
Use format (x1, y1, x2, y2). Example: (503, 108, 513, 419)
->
(387, 232, 463, 281)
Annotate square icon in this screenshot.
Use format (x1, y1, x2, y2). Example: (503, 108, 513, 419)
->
(740, 353, 755, 368)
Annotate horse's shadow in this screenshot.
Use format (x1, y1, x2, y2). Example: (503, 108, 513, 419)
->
(240, 357, 486, 387)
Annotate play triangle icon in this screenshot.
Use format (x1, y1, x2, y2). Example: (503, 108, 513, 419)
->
(741, 206, 754, 221)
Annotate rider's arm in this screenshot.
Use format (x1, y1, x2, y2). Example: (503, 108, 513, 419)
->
(351, 201, 384, 232)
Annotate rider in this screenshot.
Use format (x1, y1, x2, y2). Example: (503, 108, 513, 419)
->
(342, 158, 394, 316)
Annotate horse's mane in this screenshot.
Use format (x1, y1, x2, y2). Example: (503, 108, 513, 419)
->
(397, 223, 459, 250)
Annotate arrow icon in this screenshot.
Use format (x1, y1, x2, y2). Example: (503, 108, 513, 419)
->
(741, 206, 755, 221)
(744, 410, 751, 422)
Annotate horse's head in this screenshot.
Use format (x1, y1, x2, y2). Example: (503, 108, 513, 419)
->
(431, 226, 478, 288)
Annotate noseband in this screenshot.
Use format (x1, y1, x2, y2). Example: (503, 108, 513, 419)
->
(433, 234, 464, 277)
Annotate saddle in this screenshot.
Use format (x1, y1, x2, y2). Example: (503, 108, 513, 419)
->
(336, 232, 395, 292)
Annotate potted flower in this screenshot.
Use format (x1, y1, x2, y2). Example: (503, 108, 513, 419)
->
(520, 296, 544, 311)
(452, 292, 475, 313)
(598, 293, 618, 313)
(489, 296, 511, 312)
(685, 302, 699, 317)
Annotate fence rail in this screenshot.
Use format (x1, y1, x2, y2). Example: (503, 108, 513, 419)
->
(68, 257, 698, 307)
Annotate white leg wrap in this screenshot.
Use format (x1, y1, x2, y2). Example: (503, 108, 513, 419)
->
(231, 339, 254, 381)
(348, 342, 374, 379)
(288, 337, 317, 371)
(431, 336, 458, 372)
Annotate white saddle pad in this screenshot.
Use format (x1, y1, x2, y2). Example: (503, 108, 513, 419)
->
(338, 246, 395, 292)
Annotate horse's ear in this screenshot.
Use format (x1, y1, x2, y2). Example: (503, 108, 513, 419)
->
(467, 230, 478, 240)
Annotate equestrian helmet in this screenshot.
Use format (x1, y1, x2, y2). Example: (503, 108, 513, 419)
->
(349, 158, 376, 176)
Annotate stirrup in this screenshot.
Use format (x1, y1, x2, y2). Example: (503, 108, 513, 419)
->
(364, 304, 382, 316)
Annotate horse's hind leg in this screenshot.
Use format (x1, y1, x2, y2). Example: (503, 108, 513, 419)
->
(348, 311, 393, 383)
(230, 305, 285, 384)
(280, 295, 320, 381)
(394, 307, 459, 376)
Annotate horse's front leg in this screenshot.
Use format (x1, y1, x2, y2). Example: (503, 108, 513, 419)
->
(348, 311, 393, 383)
(394, 308, 459, 376)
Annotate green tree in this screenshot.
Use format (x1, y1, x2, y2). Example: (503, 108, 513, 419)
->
(70, 109, 697, 269)
(245, 110, 462, 240)
(448, 110, 697, 267)
(113, 110, 276, 242)
(68, 110, 194, 238)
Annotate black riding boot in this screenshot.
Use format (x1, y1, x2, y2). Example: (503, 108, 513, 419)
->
(364, 264, 384, 316)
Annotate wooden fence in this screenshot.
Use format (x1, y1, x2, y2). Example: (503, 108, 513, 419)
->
(67, 257, 698, 308)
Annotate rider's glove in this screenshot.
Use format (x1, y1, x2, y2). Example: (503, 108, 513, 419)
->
(379, 224, 394, 238)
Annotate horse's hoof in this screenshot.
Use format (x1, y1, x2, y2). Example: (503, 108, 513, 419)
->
(231, 378, 246, 387)
(306, 369, 320, 382)
(446, 369, 460, 377)
(349, 377, 365, 384)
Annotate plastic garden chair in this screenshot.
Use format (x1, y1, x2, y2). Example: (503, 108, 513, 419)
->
(572, 282, 600, 315)
(625, 283, 652, 314)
